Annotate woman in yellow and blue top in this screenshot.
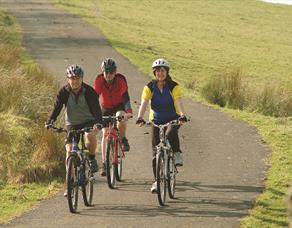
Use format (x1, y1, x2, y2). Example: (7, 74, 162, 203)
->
(136, 58, 188, 193)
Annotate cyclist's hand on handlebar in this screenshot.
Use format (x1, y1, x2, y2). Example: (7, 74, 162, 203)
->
(93, 123, 103, 131)
(45, 120, 54, 129)
(178, 115, 188, 123)
(136, 117, 146, 126)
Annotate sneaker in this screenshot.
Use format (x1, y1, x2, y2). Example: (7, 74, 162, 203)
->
(121, 137, 130, 152)
(63, 191, 67, 197)
(174, 152, 183, 166)
(100, 163, 106, 176)
(151, 181, 157, 193)
(89, 158, 98, 173)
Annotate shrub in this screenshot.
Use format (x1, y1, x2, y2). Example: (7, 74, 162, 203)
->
(0, 112, 33, 182)
(0, 112, 65, 184)
(253, 86, 292, 117)
(202, 75, 226, 107)
(0, 11, 63, 184)
(202, 68, 246, 109)
(202, 68, 292, 117)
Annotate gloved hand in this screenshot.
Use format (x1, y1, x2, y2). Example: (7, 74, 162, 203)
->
(93, 123, 103, 130)
(178, 115, 188, 123)
(136, 117, 146, 126)
(45, 120, 54, 129)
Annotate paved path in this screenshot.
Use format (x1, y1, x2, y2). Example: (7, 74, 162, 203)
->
(1, 1, 268, 227)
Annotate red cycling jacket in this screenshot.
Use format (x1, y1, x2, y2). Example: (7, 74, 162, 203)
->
(94, 73, 133, 113)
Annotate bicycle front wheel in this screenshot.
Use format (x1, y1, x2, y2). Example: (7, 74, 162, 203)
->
(167, 153, 176, 199)
(156, 151, 167, 206)
(82, 158, 94, 206)
(66, 155, 79, 213)
(106, 137, 116, 189)
(115, 141, 123, 181)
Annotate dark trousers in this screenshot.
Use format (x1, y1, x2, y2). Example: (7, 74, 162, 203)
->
(151, 124, 181, 178)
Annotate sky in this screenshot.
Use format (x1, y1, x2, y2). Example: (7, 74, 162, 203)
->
(261, 0, 292, 4)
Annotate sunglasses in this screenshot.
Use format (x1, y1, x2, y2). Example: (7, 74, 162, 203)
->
(67, 76, 82, 80)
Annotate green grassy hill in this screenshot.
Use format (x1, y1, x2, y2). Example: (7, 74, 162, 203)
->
(54, 0, 292, 89)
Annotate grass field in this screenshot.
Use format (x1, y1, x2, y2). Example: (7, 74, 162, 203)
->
(53, 0, 292, 90)
(52, 1, 292, 227)
(0, 182, 62, 224)
(0, 9, 63, 224)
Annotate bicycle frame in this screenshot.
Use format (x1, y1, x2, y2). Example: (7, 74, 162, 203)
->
(151, 120, 180, 206)
(152, 120, 180, 161)
(69, 131, 87, 185)
(49, 126, 95, 212)
(103, 116, 125, 164)
(103, 115, 127, 188)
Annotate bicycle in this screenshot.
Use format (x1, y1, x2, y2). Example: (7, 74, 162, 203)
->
(102, 115, 127, 189)
(48, 126, 96, 213)
(150, 119, 183, 206)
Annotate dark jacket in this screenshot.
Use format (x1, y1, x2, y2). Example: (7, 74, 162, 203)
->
(48, 83, 102, 124)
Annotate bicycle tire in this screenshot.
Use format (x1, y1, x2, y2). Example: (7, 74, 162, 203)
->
(167, 153, 176, 199)
(115, 141, 123, 181)
(82, 158, 94, 206)
(106, 137, 116, 189)
(156, 151, 166, 206)
(66, 155, 79, 213)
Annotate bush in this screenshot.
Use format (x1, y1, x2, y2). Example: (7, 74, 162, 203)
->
(202, 68, 292, 117)
(252, 86, 292, 117)
(202, 75, 226, 107)
(0, 63, 63, 183)
(0, 64, 57, 122)
(0, 112, 65, 184)
(202, 68, 246, 109)
(0, 11, 63, 184)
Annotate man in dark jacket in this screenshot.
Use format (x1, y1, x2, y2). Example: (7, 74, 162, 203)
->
(46, 65, 102, 175)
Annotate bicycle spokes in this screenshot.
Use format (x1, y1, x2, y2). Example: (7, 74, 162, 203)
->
(106, 138, 116, 189)
(156, 152, 166, 206)
(168, 156, 176, 199)
(82, 158, 94, 206)
(67, 156, 79, 213)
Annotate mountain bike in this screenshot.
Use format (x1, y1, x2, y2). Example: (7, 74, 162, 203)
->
(151, 120, 182, 206)
(103, 116, 126, 189)
(49, 126, 96, 213)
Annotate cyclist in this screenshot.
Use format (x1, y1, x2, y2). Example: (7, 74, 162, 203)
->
(45, 65, 102, 176)
(136, 58, 188, 193)
(94, 58, 133, 176)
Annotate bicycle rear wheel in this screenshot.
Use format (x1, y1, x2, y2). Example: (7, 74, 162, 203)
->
(66, 155, 79, 213)
(106, 137, 116, 189)
(115, 141, 123, 181)
(167, 153, 176, 199)
(156, 151, 166, 206)
(82, 158, 94, 206)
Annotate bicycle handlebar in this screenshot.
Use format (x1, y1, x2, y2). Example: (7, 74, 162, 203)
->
(102, 115, 123, 121)
(102, 115, 132, 122)
(149, 119, 182, 128)
(49, 126, 67, 133)
(47, 126, 95, 134)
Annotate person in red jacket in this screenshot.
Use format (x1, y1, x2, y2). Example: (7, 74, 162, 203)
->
(94, 58, 133, 176)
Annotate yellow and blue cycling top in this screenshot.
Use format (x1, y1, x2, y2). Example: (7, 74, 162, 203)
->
(142, 78, 182, 124)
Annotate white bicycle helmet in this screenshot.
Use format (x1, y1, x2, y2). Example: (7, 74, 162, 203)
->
(66, 65, 84, 78)
(152, 58, 170, 70)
